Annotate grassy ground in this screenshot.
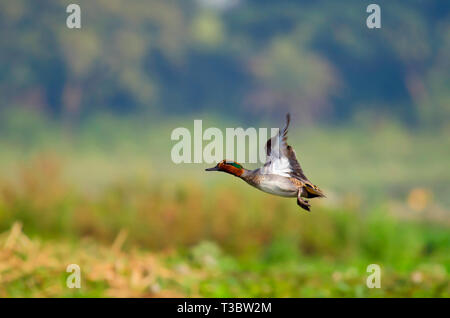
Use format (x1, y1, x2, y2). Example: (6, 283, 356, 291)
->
(0, 213, 448, 297)
(0, 157, 448, 297)
(0, 113, 449, 297)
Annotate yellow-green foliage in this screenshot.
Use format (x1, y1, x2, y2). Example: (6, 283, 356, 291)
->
(0, 113, 449, 296)
(0, 155, 448, 297)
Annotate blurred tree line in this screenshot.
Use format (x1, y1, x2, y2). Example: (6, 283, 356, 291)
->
(0, 0, 448, 127)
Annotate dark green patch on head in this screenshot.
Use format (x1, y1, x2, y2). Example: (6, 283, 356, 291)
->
(226, 161, 243, 169)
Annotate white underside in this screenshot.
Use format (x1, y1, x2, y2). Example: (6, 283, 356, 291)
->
(254, 176, 298, 198)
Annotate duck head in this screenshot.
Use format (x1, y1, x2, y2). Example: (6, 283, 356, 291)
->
(205, 160, 244, 177)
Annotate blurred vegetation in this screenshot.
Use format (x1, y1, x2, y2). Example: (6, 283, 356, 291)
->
(0, 0, 449, 127)
(0, 113, 448, 297)
(0, 155, 448, 297)
(1, 111, 449, 207)
(0, 1, 449, 297)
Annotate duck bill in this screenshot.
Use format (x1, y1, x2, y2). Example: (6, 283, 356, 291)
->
(205, 166, 219, 171)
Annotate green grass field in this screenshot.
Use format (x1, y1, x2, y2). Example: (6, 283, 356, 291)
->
(0, 114, 448, 297)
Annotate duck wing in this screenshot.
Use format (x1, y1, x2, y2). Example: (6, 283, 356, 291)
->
(260, 113, 309, 181)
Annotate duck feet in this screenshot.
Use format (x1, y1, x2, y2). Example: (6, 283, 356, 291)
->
(297, 197, 311, 212)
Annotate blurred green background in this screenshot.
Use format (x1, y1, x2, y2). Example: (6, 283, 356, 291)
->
(0, 0, 449, 297)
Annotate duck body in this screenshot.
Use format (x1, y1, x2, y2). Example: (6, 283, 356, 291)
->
(241, 171, 298, 198)
(206, 114, 325, 212)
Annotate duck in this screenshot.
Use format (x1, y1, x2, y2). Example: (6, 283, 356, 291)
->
(205, 114, 325, 211)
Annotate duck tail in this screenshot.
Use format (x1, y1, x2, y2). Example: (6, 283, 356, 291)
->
(304, 183, 326, 198)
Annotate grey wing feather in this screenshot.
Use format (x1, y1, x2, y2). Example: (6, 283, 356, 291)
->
(285, 145, 309, 181)
(262, 114, 309, 181)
